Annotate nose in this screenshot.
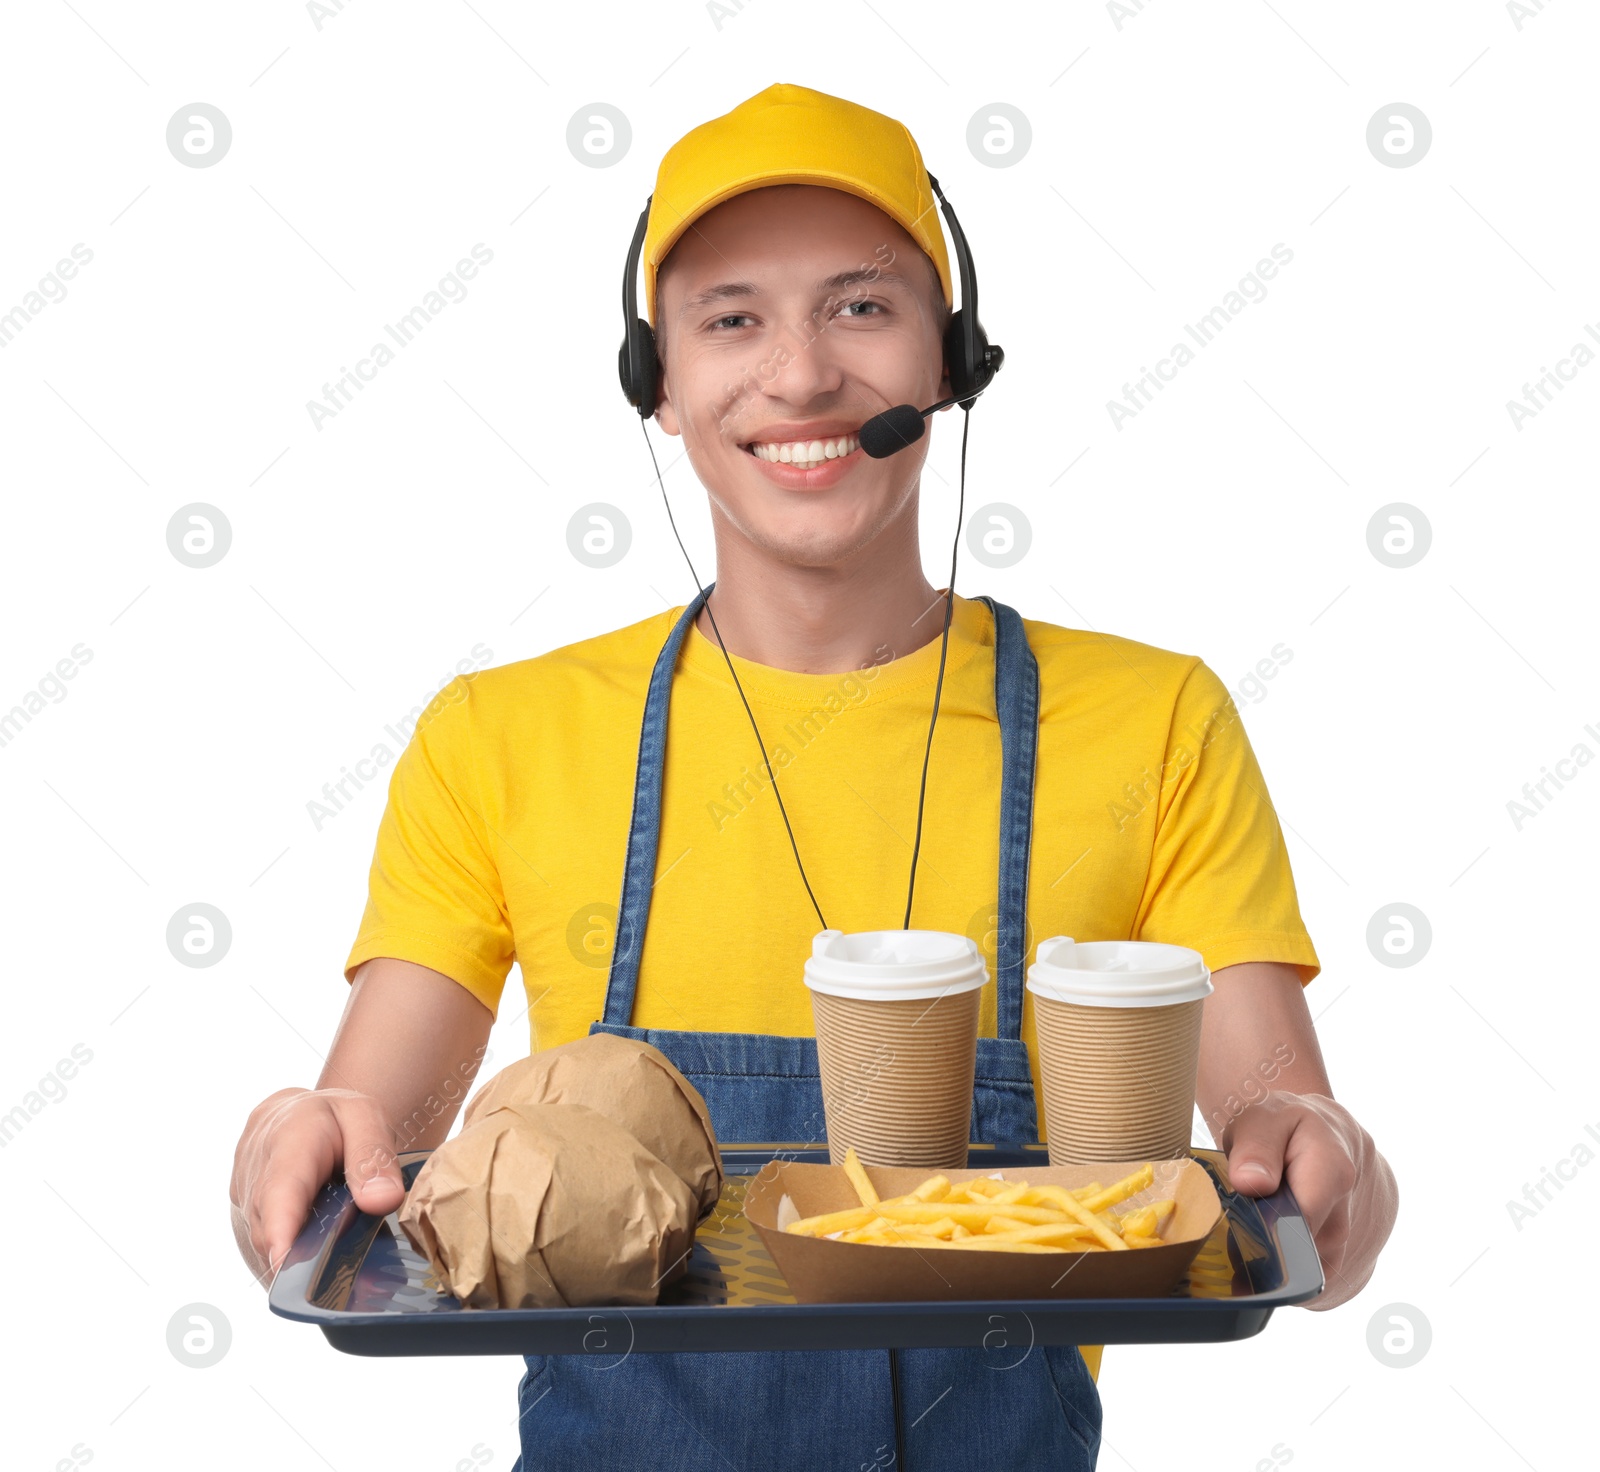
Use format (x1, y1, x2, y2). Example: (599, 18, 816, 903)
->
(765, 314, 847, 405)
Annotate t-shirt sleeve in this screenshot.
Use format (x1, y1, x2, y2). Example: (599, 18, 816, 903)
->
(1133, 658, 1321, 985)
(342, 683, 515, 1013)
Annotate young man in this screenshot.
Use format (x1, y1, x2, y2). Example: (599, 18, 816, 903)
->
(232, 84, 1397, 1470)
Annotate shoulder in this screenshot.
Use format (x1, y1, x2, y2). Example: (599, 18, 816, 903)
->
(405, 606, 683, 754)
(1013, 608, 1212, 711)
(1012, 607, 1251, 764)
(488, 606, 680, 693)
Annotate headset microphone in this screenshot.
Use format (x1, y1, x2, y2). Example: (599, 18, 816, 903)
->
(858, 403, 929, 459)
(857, 371, 1004, 460)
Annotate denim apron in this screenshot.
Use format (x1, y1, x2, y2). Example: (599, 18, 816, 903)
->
(511, 587, 1102, 1471)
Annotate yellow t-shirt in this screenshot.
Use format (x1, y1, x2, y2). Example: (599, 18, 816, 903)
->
(345, 595, 1321, 1382)
(346, 593, 1319, 1060)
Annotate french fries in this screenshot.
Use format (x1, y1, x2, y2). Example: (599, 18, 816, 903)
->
(784, 1148, 1178, 1255)
(841, 1148, 880, 1207)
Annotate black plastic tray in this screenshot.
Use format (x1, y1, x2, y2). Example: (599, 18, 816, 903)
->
(269, 1144, 1323, 1355)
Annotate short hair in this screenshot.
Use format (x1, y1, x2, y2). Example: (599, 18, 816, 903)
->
(922, 247, 952, 341)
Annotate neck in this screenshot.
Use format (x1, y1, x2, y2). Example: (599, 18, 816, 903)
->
(695, 516, 948, 675)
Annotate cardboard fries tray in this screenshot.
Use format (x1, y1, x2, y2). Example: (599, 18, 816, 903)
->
(746, 1157, 1224, 1303)
(268, 1145, 1323, 1356)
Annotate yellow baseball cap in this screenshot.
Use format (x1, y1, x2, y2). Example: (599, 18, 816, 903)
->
(642, 82, 953, 325)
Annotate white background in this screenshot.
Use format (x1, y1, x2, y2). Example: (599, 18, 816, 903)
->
(1, 1, 1594, 1468)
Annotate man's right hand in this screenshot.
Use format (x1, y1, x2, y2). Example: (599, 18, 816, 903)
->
(230, 1085, 407, 1287)
(230, 957, 495, 1286)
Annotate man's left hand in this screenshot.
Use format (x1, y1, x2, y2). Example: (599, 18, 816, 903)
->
(1223, 1090, 1399, 1310)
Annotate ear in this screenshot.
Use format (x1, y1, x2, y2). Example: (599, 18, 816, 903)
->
(654, 358, 681, 437)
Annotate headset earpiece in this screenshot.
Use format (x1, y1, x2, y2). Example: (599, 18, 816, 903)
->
(942, 311, 1005, 406)
(927, 174, 1003, 409)
(618, 199, 659, 417)
(619, 317, 658, 417)
(934, 308, 985, 403)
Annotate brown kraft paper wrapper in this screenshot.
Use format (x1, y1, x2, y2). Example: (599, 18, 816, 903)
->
(398, 1101, 698, 1310)
(463, 1032, 724, 1214)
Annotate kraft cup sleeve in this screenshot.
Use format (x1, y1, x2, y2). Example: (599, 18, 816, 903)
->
(811, 987, 979, 1169)
(462, 1032, 724, 1215)
(1033, 995, 1204, 1164)
(398, 1101, 698, 1310)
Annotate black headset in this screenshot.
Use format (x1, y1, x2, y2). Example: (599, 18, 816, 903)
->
(617, 173, 1003, 417)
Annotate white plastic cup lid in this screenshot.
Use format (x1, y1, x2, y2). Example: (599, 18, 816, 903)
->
(803, 929, 989, 1002)
(1025, 936, 1212, 1008)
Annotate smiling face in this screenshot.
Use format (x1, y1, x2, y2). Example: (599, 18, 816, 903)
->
(654, 184, 950, 571)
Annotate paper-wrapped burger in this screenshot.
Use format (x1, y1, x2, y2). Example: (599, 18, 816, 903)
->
(398, 1101, 698, 1309)
(462, 1031, 724, 1213)
(397, 1033, 725, 1309)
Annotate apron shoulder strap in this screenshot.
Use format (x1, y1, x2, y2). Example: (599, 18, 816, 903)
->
(600, 585, 713, 1026)
(973, 596, 1041, 1042)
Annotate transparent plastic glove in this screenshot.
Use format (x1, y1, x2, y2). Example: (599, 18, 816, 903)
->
(230, 1086, 407, 1287)
(1222, 1090, 1398, 1310)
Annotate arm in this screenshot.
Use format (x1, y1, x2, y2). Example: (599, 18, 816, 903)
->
(1197, 960, 1398, 1310)
(230, 957, 493, 1286)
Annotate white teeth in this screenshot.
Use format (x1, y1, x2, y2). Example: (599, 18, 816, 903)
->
(749, 433, 860, 468)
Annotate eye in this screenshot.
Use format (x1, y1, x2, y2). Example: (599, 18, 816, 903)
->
(708, 313, 755, 331)
(837, 299, 885, 319)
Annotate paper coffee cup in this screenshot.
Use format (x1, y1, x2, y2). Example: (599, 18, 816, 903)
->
(1026, 937, 1212, 1165)
(804, 929, 987, 1169)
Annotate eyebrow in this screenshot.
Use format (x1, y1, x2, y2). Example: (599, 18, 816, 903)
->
(817, 268, 917, 296)
(677, 268, 919, 316)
